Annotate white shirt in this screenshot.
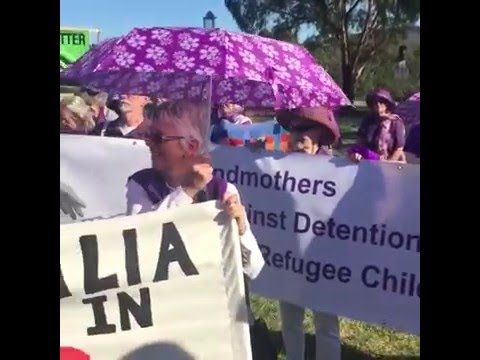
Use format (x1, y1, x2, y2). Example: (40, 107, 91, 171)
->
(119, 124, 138, 136)
(126, 179, 265, 280)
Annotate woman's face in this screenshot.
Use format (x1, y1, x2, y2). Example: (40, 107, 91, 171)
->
(146, 120, 194, 176)
(60, 107, 78, 130)
(88, 104, 100, 118)
(80, 93, 102, 118)
(88, 103, 101, 117)
(288, 127, 322, 155)
(372, 101, 388, 116)
(218, 104, 229, 117)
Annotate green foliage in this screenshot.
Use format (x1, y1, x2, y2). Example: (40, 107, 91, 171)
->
(225, 0, 420, 100)
(304, 37, 342, 85)
(258, 23, 299, 43)
(304, 33, 420, 101)
(357, 46, 420, 101)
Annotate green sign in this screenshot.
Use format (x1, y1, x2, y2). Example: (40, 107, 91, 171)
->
(60, 29, 90, 66)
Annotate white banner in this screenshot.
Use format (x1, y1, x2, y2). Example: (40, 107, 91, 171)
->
(214, 147, 420, 336)
(60, 135, 150, 223)
(61, 201, 251, 360)
(60, 135, 420, 335)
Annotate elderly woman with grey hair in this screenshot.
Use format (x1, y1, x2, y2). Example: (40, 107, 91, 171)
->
(60, 95, 96, 134)
(79, 87, 118, 122)
(125, 99, 264, 276)
(125, 100, 267, 354)
(125, 99, 271, 357)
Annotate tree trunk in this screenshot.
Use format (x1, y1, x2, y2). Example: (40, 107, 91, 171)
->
(341, 63, 355, 102)
(339, 32, 355, 102)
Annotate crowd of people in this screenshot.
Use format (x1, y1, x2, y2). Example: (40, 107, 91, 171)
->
(60, 86, 419, 360)
(60, 87, 420, 164)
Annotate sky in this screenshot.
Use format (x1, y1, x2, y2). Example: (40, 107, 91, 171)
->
(60, 0, 419, 41)
(60, 0, 241, 40)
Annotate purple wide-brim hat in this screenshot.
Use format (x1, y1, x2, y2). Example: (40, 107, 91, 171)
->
(276, 106, 341, 146)
(366, 89, 396, 111)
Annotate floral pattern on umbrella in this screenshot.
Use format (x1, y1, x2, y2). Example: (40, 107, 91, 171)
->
(61, 27, 350, 109)
(61, 37, 120, 78)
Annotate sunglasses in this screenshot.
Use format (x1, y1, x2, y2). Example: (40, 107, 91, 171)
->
(146, 132, 184, 144)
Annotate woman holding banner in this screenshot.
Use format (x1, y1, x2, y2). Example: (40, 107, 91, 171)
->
(274, 106, 342, 360)
(349, 89, 406, 163)
(125, 99, 272, 359)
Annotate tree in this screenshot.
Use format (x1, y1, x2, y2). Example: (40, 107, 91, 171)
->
(303, 36, 342, 86)
(225, 0, 420, 100)
(357, 46, 419, 100)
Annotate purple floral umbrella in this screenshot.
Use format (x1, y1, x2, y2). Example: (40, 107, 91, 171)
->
(395, 92, 420, 128)
(61, 27, 350, 109)
(61, 37, 120, 78)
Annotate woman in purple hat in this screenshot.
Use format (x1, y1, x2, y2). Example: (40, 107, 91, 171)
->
(349, 89, 406, 163)
(273, 106, 342, 360)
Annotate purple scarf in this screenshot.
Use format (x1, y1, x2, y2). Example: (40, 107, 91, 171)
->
(356, 113, 404, 160)
(129, 168, 228, 205)
(348, 145, 380, 160)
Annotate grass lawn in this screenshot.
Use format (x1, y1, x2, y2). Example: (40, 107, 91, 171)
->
(337, 113, 362, 144)
(251, 295, 420, 360)
(249, 110, 420, 360)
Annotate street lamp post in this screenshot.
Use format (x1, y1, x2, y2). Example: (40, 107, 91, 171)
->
(203, 11, 216, 29)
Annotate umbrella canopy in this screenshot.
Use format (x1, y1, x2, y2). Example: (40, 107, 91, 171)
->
(395, 92, 420, 128)
(61, 27, 350, 110)
(61, 37, 120, 78)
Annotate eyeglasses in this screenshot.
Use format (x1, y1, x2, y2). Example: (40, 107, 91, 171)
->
(146, 132, 184, 144)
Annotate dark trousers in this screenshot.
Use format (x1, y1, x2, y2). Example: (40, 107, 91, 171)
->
(244, 276, 277, 360)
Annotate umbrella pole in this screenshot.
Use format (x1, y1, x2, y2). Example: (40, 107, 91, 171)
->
(203, 75, 214, 154)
